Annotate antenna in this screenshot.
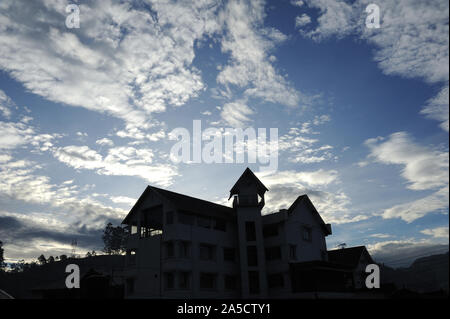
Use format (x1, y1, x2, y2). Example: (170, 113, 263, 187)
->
(71, 239, 77, 258)
(337, 243, 347, 249)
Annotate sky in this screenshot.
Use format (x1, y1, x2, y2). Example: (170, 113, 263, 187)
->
(0, 0, 448, 268)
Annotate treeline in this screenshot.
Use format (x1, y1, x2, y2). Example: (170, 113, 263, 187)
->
(0, 222, 128, 273)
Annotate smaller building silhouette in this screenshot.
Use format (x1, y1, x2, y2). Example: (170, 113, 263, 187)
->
(328, 246, 374, 289)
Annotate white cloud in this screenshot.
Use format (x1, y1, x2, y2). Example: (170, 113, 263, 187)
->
(258, 169, 339, 187)
(367, 238, 449, 267)
(301, 0, 449, 131)
(313, 114, 331, 125)
(0, 89, 13, 118)
(110, 195, 136, 206)
(116, 124, 166, 142)
(370, 233, 392, 238)
(53, 145, 178, 187)
(279, 127, 335, 163)
(217, 0, 301, 107)
(295, 14, 312, 28)
(0, 157, 126, 228)
(421, 226, 449, 239)
(0, 121, 34, 149)
(291, 0, 305, 7)
(0, 0, 221, 132)
(365, 132, 449, 222)
(357, 161, 369, 167)
(382, 186, 448, 223)
(95, 138, 114, 147)
(365, 132, 448, 191)
(256, 169, 368, 224)
(421, 85, 449, 132)
(54, 145, 104, 170)
(220, 100, 255, 127)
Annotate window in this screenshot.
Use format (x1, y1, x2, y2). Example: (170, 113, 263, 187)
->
(268, 273, 284, 288)
(263, 223, 278, 238)
(200, 273, 216, 290)
(178, 211, 194, 225)
(289, 245, 297, 260)
(131, 225, 138, 234)
(179, 272, 190, 289)
(197, 216, 211, 229)
(248, 271, 260, 294)
(302, 226, 312, 242)
(166, 241, 174, 258)
(200, 244, 216, 261)
(224, 275, 237, 290)
(247, 246, 258, 266)
(223, 248, 235, 262)
(140, 225, 151, 238)
(265, 246, 282, 261)
(165, 273, 174, 289)
(245, 221, 256, 241)
(126, 277, 135, 294)
(179, 241, 190, 258)
(166, 211, 174, 224)
(141, 226, 161, 238)
(213, 218, 227, 231)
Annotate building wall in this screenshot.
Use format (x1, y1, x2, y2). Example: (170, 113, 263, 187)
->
(124, 192, 165, 298)
(261, 202, 329, 297)
(284, 201, 328, 263)
(162, 213, 240, 298)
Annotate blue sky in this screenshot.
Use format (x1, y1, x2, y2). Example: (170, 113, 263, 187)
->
(0, 0, 448, 267)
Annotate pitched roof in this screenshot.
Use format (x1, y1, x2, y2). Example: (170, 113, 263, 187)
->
(122, 185, 235, 224)
(229, 167, 268, 199)
(327, 246, 373, 267)
(287, 194, 332, 235)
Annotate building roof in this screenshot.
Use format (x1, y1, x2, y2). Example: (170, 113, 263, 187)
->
(122, 185, 235, 224)
(327, 246, 373, 268)
(229, 167, 268, 199)
(287, 195, 332, 235)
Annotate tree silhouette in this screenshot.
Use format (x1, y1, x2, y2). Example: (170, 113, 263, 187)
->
(37, 254, 47, 265)
(11, 259, 25, 273)
(102, 223, 127, 255)
(0, 241, 5, 271)
(59, 254, 68, 261)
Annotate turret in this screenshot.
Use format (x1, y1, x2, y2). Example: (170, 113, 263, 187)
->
(229, 167, 268, 209)
(229, 168, 269, 298)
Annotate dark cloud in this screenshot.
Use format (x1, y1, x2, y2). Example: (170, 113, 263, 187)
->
(0, 214, 112, 254)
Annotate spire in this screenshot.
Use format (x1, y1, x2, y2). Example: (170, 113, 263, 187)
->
(229, 168, 268, 208)
(229, 168, 268, 198)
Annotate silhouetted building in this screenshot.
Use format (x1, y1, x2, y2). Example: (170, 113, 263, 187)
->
(122, 168, 338, 298)
(327, 246, 374, 289)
